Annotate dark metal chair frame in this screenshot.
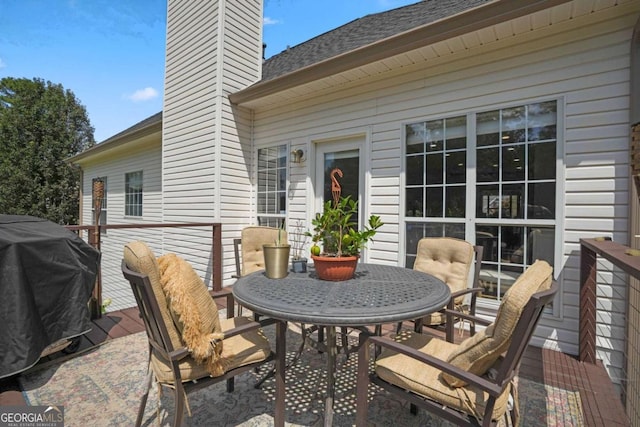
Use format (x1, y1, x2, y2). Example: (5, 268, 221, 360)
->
(233, 237, 242, 279)
(122, 260, 275, 427)
(398, 244, 484, 338)
(358, 281, 558, 427)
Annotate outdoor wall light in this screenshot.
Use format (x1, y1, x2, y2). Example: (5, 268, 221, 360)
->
(290, 148, 305, 164)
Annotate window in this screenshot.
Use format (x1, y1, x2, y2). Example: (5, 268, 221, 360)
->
(405, 116, 467, 267)
(125, 171, 143, 217)
(405, 100, 558, 302)
(475, 101, 557, 300)
(91, 177, 107, 229)
(257, 145, 287, 227)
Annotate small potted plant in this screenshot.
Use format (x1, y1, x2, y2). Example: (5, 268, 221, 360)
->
(290, 220, 309, 273)
(263, 224, 290, 279)
(308, 195, 383, 281)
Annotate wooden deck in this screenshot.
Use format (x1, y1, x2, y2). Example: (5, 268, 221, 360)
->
(0, 303, 631, 426)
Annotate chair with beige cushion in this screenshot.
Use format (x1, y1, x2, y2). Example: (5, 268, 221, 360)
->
(233, 226, 287, 316)
(234, 226, 288, 278)
(398, 237, 483, 338)
(357, 260, 557, 426)
(122, 241, 275, 427)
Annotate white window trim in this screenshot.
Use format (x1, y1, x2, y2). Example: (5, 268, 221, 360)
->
(124, 170, 143, 218)
(256, 144, 288, 227)
(400, 97, 565, 319)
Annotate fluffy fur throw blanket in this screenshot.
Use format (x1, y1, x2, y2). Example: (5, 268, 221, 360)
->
(158, 253, 226, 376)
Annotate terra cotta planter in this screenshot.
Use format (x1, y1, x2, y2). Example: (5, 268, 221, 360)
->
(311, 254, 358, 281)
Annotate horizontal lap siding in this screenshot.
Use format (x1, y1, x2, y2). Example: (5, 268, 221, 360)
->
(219, 1, 261, 282)
(163, 0, 220, 280)
(80, 142, 162, 312)
(251, 5, 638, 382)
(562, 18, 634, 382)
(164, 0, 218, 223)
(164, 1, 262, 284)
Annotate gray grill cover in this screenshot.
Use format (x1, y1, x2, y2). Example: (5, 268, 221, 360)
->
(0, 215, 100, 378)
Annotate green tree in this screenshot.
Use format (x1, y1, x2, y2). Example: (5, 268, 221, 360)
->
(0, 77, 95, 224)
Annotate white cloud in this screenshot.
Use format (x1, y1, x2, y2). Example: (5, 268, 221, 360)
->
(263, 17, 279, 25)
(127, 87, 158, 102)
(0, 58, 6, 69)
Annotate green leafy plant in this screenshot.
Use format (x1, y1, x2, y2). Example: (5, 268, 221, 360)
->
(101, 298, 112, 314)
(308, 196, 383, 257)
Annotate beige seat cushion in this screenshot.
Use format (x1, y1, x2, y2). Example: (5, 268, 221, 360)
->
(442, 260, 553, 387)
(241, 226, 288, 276)
(414, 238, 475, 325)
(123, 241, 184, 352)
(151, 316, 272, 383)
(376, 331, 511, 421)
(125, 242, 271, 382)
(158, 253, 226, 376)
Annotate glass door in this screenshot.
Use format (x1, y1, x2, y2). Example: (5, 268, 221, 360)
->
(315, 139, 363, 227)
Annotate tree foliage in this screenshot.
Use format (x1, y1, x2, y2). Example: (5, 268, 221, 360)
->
(0, 77, 95, 224)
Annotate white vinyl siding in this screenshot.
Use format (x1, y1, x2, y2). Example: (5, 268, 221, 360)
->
(164, 0, 219, 225)
(79, 143, 162, 313)
(248, 6, 636, 383)
(164, 0, 262, 282)
(222, 1, 262, 93)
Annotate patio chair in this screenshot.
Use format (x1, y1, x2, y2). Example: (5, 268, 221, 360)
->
(397, 237, 483, 338)
(122, 241, 275, 427)
(233, 226, 287, 316)
(356, 260, 557, 427)
(233, 226, 287, 278)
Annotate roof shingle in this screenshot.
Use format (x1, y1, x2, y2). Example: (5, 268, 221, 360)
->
(261, 0, 489, 81)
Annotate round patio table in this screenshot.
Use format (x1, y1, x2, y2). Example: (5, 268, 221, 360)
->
(232, 263, 450, 427)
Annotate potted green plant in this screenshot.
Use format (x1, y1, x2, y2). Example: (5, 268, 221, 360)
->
(308, 195, 383, 281)
(263, 225, 290, 279)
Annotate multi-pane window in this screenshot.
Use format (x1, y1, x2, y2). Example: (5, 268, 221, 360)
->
(91, 177, 107, 228)
(475, 101, 557, 300)
(257, 145, 287, 227)
(405, 100, 558, 302)
(405, 116, 467, 267)
(125, 171, 143, 217)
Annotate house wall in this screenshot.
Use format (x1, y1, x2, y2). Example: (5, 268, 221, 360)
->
(79, 142, 163, 312)
(248, 4, 638, 383)
(163, 0, 262, 281)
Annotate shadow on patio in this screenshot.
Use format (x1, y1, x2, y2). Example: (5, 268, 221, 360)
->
(0, 303, 627, 426)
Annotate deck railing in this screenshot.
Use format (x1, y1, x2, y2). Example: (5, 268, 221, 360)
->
(65, 222, 223, 319)
(580, 237, 640, 425)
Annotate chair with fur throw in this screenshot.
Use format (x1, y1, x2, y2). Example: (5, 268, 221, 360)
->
(122, 241, 275, 427)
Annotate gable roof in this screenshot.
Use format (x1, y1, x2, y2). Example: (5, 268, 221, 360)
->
(67, 111, 162, 163)
(261, 0, 488, 82)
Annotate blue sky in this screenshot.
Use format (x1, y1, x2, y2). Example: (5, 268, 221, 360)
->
(0, 0, 416, 142)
